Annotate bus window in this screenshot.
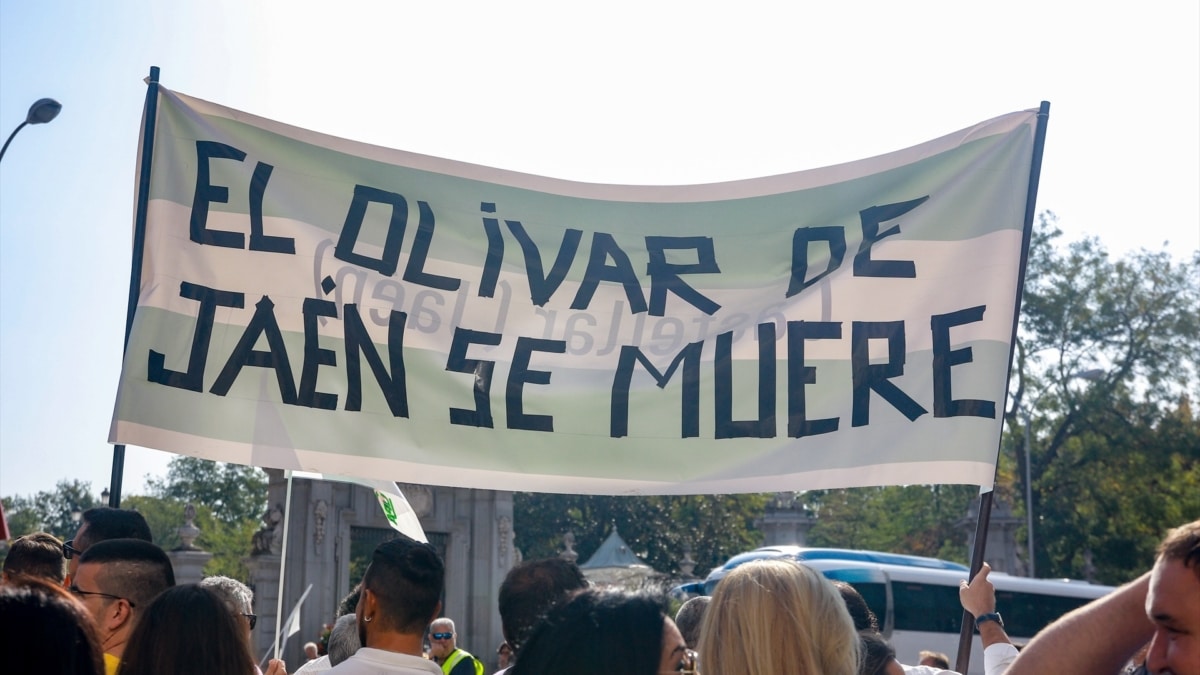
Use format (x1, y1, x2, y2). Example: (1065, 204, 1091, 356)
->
(892, 582, 963, 633)
(997, 590, 1095, 638)
(845, 582, 888, 630)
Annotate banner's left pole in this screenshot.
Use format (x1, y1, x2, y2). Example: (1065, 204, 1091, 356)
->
(108, 66, 161, 508)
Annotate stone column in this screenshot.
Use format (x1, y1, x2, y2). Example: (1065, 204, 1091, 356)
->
(756, 492, 816, 547)
(166, 503, 212, 584)
(961, 493, 1024, 575)
(244, 553, 282, 661)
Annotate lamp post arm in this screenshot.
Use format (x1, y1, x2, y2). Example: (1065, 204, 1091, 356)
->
(0, 121, 29, 164)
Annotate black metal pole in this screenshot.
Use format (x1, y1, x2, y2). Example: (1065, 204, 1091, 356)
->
(108, 66, 161, 508)
(0, 121, 29, 163)
(953, 100, 1052, 673)
(954, 490, 994, 671)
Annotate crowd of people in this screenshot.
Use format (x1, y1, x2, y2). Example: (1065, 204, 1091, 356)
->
(2, 509, 1196, 675)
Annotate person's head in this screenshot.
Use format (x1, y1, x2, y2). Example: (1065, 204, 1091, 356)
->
(498, 556, 589, 658)
(338, 583, 363, 619)
(356, 535, 444, 652)
(674, 596, 710, 650)
(304, 641, 319, 659)
(918, 650, 950, 669)
(699, 559, 860, 675)
(199, 575, 255, 634)
(0, 575, 105, 675)
(510, 588, 690, 675)
(1145, 519, 1200, 675)
(497, 641, 513, 670)
(834, 580, 880, 632)
(66, 507, 153, 581)
(73, 538, 175, 657)
(429, 617, 458, 658)
(859, 631, 905, 675)
(2, 532, 65, 584)
(118, 584, 255, 675)
(328, 613, 362, 666)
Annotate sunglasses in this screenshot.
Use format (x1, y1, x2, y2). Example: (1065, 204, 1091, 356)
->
(243, 613, 258, 630)
(69, 585, 136, 608)
(430, 632, 453, 640)
(62, 539, 83, 560)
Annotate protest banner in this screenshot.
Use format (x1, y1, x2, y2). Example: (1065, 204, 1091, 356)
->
(110, 80, 1045, 495)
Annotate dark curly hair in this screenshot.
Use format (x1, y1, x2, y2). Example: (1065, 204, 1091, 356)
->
(511, 588, 667, 675)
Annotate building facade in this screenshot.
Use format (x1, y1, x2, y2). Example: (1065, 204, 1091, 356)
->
(246, 469, 514, 671)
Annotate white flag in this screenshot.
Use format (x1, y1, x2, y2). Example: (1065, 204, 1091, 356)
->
(263, 583, 312, 666)
(291, 471, 427, 542)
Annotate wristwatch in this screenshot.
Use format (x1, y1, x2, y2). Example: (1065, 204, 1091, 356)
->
(975, 612, 1004, 628)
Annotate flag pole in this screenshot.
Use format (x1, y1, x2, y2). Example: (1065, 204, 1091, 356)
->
(953, 100, 1052, 673)
(270, 470, 296, 665)
(108, 66, 161, 508)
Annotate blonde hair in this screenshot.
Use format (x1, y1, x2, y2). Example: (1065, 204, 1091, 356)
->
(698, 559, 860, 675)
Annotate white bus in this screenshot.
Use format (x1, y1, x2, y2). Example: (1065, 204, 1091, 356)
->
(677, 548, 1113, 675)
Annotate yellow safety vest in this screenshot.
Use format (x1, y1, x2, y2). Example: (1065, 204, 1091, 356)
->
(442, 648, 484, 675)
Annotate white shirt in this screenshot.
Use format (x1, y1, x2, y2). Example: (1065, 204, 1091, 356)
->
(983, 642, 1018, 675)
(901, 665, 957, 675)
(900, 643, 1019, 675)
(295, 655, 333, 674)
(327, 648, 442, 675)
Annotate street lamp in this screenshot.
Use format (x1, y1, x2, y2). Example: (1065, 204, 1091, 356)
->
(0, 98, 62, 163)
(1021, 367, 1104, 577)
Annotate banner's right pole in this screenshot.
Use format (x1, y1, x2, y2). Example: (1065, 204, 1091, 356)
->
(953, 101, 1051, 674)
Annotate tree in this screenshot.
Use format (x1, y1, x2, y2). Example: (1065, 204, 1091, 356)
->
(145, 456, 268, 525)
(2, 458, 266, 581)
(122, 495, 258, 579)
(1008, 214, 1200, 582)
(513, 493, 770, 576)
(803, 484, 979, 563)
(1, 479, 101, 541)
(141, 456, 268, 579)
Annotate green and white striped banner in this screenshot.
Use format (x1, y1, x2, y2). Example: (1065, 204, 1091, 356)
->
(111, 87, 1039, 495)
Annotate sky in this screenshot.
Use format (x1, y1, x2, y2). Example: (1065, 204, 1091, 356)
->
(2, 1, 1197, 502)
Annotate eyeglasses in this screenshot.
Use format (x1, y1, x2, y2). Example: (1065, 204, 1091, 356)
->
(243, 613, 258, 630)
(69, 585, 136, 608)
(659, 649, 698, 675)
(62, 539, 83, 560)
(430, 632, 453, 640)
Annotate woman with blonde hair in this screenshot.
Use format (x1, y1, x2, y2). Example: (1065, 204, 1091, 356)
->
(699, 558, 860, 675)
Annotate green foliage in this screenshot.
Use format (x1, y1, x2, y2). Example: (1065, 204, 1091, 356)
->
(122, 495, 257, 579)
(513, 493, 769, 576)
(1, 459, 266, 583)
(804, 485, 978, 563)
(145, 456, 268, 525)
(1, 479, 101, 541)
(1009, 214, 1200, 583)
(1033, 400, 1200, 584)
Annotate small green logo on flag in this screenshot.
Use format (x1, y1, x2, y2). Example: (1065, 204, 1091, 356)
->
(377, 491, 398, 525)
